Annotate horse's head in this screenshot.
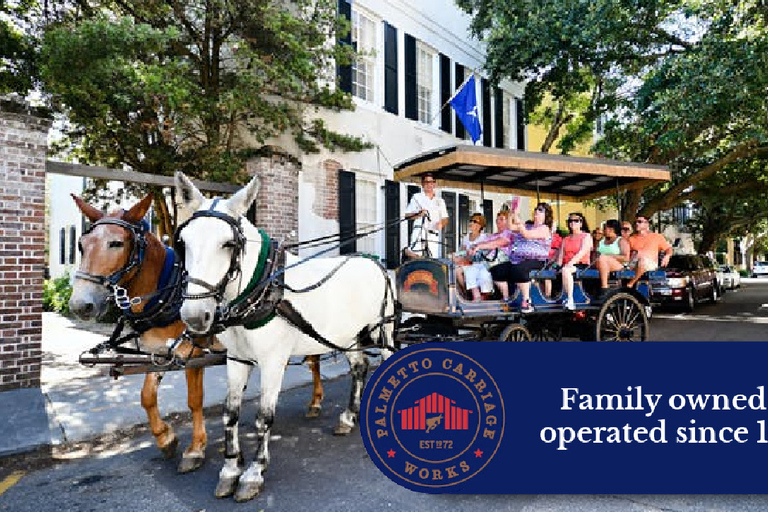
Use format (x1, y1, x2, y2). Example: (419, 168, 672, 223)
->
(69, 194, 153, 320)
(174, 171, 261, 334)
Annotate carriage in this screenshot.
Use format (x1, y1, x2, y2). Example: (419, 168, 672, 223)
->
(70, 146, 668, 501)
(390, 144, 670, 343)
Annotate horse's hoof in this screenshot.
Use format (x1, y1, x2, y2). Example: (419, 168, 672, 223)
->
(234, 480, 264, 502)
(333, 423, 353, 436)
(177, 455, 205, 474)
(214, 476, 239, 498)
(305, 405, 322, 418)
(160, 436, 179, 459)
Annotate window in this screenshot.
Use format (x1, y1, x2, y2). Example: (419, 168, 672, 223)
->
(416, 42, 434, 123)
(351, 9, 376, 102)
(355, 178, 378, 254)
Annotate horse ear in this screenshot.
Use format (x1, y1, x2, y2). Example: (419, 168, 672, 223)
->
(174, 171, 204, 221)
(71, 194, 104, 222)
(123, 194, 153, 224)
(226, 175, 261, 217)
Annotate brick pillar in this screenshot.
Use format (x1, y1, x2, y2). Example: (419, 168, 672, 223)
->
(246, 147, 300, 242)
(0, 99, 51, 391)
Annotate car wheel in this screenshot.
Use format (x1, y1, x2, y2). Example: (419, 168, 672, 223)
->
(683, 287, 695, 313)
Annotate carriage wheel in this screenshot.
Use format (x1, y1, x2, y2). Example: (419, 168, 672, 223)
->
(595, 292, 649, 341)
(499, 323, 532, 342)
(531, 326, 562, 342)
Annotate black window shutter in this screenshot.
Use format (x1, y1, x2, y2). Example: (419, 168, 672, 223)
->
(482, 78, 492, 146)
(404, 33, 418, 121)
(442, 191, 457, 255)
(336, 0, 352, 94)
(494, 87, 504, 148)
(516, 98, 525, 150)
(338, 169, 356, 254)
(439, 54, 451, 133)
(483, 199, 494, 230)
(384, 180, 401, 269)
(454, 63, 465, 139)
(59, 227, 65, 265)
(384, 22, 398, 115)
(69, 225, 76, 264)
(458, 194, 470, 240)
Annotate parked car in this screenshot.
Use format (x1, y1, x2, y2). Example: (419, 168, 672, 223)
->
(701, 255, 725, 295)
(650, 254, 719, 312)
(752, 261, 768, 278)
(718, 265, 741, 289)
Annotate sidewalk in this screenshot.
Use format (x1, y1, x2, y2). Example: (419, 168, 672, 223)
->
(0, 313, 352, 457)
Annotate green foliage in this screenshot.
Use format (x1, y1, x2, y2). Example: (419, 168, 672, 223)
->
(0, 0, 41, 95)
(43, 273, 72, 315)
(39, 0, 364, 188)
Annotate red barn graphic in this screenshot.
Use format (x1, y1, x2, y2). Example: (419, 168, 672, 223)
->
(397, 392, 472, 431)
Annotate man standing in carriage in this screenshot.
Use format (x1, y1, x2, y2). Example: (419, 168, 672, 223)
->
(403, 172, 449, 259)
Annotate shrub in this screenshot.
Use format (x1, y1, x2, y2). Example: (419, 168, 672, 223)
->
(43, 273, 73, 315)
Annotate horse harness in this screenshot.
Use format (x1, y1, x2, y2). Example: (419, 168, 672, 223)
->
(175, 203, 395, 354)
(76, 217, 186, 354)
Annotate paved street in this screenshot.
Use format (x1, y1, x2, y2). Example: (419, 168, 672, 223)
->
(1, 280, 767, 512)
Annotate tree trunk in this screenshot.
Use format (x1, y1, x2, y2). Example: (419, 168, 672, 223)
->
(540, 100, 571, 153)
(152, 188, 173, 243)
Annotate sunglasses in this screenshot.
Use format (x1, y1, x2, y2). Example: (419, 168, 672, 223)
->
(635, 219, 648, 224)
(469, 219, 480, 224)
(567, 218, 582, 223)
(535, 207, 546, 213)
(621, 227, 631, 232)
(423, 179, 436, 184)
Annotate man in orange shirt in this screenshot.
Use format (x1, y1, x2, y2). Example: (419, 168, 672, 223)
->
(627, 214, 673, 287)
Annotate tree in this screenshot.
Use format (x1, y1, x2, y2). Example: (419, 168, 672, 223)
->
(39, 0, 363, 235)
(456, 0, 692, 154)
(1, 0, 41, 95)
(459, 0, 768, 252)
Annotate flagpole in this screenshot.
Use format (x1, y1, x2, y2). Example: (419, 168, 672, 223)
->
(428, 70, 477, 126)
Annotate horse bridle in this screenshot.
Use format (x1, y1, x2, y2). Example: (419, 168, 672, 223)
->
(175, 200, 246, 303)
(74, 218, 148, 307)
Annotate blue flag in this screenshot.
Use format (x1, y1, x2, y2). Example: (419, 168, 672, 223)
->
(449, 74, 482, 143)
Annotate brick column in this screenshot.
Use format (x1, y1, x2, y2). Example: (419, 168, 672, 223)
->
(0, 99, 51, 391)
(246, 147, 300, 242)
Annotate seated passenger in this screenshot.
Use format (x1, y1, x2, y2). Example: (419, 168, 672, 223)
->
(454, 213, 494, 301)
(469, 202, 553, 313)
(595, 219, 631, 299)
(626, 215, 673, 288)
(558, 212, 593, 310)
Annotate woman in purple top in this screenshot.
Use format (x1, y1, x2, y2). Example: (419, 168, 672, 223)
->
(470, 202, 553, 313)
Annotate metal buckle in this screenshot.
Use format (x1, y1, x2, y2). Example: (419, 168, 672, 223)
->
(113, 286, 142, 310)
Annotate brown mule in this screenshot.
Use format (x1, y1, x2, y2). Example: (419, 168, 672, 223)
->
(69, 194, 326, 472)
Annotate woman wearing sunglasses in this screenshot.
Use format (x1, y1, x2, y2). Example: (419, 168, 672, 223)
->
(558, 212, 593, 310)
(470, 201, 553, 313)
(455, 213, 494, 301)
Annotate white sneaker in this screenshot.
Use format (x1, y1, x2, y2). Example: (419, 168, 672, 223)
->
(562, 298, 575, 311)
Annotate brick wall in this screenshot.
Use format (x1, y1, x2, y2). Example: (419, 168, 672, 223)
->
(246, 148, 300, 242)
(0, 100, 51, 391)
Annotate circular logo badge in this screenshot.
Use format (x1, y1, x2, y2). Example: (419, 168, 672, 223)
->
(361, 345, 505, 491)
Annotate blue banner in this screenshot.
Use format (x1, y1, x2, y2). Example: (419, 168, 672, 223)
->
(360, 342, 768, 494)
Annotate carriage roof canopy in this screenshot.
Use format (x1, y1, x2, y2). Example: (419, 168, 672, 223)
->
(393, 144, 670, 200)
